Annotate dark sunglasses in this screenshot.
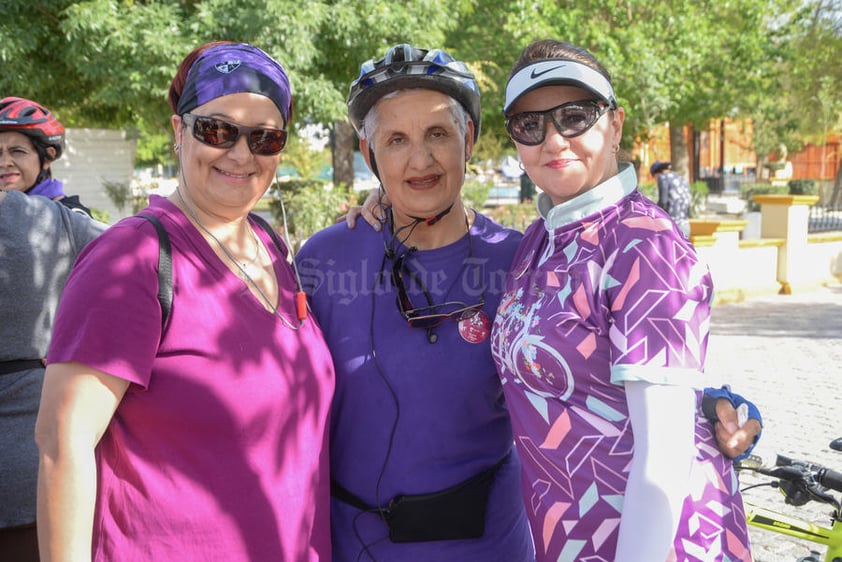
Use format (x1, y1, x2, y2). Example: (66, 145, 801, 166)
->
(506, 100, 610, 146)
(182, 113, 288, 156)
(390, 250, 484, 329)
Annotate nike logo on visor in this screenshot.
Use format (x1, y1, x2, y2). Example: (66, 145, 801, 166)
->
(530, 64, 566, 79)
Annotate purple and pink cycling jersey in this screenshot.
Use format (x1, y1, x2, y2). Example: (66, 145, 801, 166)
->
(491, 166, 752, 561)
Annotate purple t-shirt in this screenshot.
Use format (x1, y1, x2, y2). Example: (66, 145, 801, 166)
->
(492, 169, 751, 561)
(296, 213, 535, 561)
(48, 196, 335, 561)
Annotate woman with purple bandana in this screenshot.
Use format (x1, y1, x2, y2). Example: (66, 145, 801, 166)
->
(0, 97, 92, 216)
(493, 39, 752, 561)
(35, 41, 334, 561)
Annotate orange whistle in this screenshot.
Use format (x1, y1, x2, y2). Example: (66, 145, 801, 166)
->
(296, 291, 308, 321)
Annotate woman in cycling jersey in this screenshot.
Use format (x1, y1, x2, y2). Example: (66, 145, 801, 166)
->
(491, 38, 752, 561)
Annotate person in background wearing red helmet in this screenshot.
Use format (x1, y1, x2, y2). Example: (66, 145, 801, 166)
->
(0, 131, 106, 560)
(0, 96, 92, 216)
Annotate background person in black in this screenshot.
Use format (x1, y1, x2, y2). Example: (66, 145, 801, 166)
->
(651, 160, 691, 237)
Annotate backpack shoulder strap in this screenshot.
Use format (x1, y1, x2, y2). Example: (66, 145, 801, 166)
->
(249, 213, 286, 254)
(137, 214, 173, 329)
(57, 195, 93, 218)
(134, 213, 280, 330)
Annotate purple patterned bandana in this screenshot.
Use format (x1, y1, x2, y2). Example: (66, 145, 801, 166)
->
(176, 43, 292, 123)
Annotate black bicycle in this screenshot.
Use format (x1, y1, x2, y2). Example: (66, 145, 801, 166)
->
(736, 438, 842, 562)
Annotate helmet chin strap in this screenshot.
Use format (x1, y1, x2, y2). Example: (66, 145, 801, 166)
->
(368, 146, 380, 182)
(369, 147, 454, 227)
(32, 143, 53, 187)
(408, 203, 453, 226)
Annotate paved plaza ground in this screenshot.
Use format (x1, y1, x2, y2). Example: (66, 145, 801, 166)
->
(705, 284, 842, 561)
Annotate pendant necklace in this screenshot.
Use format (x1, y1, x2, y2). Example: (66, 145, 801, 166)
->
(175, 188, 302, 331)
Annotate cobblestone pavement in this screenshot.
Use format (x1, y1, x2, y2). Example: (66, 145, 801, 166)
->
(705, 284, 842, 561)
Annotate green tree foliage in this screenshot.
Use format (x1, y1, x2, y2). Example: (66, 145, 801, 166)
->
(744, 0, 841, 186)
(464, 1, 801, 178)
(787, 1, 842, 140)
(268, 179, 354, 252)
(1, 0, 472, 170)
(1, 1, 194, 164)
(1, 0, 836, 184)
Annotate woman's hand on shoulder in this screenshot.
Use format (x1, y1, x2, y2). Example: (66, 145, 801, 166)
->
(340, 187, 388, 231)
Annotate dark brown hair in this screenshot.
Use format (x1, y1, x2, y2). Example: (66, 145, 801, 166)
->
(508, 39, 612, 85)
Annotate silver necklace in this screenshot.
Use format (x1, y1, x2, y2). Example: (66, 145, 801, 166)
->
(175, 188, 301, 330)
(238, 225, 263, 277)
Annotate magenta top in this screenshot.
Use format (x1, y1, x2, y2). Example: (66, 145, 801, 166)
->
(48, 196, 335, 561)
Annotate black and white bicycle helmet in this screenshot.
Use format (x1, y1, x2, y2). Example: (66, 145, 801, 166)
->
(347, 44, 481, 141)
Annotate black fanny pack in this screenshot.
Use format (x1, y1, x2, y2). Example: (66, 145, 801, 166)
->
(331, 452, 509, 543)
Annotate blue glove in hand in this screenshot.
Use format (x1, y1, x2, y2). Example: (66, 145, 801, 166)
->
(702, 385, 763, 462)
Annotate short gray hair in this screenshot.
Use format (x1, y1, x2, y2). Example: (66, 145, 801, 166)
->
(359, 89, 471, 146)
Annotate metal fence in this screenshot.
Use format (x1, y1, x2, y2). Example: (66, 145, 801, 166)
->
(702, 174, 842, 234)
(808, 182, 842, 233)
(809, 203, 842, 233)
(700, 174, 759, 195)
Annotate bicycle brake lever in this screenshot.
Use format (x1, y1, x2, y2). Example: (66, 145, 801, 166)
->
(735, 455, 764, 471)
(768, 465, 808, 481)
(805, 484, 839, 508)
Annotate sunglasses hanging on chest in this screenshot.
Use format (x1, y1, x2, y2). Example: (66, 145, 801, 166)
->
(384, 213, 490, 344)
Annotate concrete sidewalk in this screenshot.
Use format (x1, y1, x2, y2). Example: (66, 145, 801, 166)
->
(705, 284, 842, 561)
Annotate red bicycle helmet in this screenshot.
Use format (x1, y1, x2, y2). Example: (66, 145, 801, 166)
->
(0, 97, 66, 159)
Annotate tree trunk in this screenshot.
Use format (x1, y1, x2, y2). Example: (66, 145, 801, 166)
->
(691, 125, 700, 182)
(332, 120, 355, 191)
(669, 122, 690, 180)
(830, 158, 842, 209)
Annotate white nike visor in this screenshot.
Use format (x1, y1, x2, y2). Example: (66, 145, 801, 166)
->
(504, 59, 617, 115)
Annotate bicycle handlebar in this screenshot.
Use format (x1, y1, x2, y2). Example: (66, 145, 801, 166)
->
(773, 454, 842, 495)
(737, 442, 842, 511)
(819, 467, 842, 494)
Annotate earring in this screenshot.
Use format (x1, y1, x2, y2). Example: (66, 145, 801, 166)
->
(173, 143, 181, 153)
(518, 161, 525, 172)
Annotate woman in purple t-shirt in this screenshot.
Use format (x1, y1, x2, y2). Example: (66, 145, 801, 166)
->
(491, 39, 753, 561)
(34, 42, 334, 561)
(299, 44, 535, 562)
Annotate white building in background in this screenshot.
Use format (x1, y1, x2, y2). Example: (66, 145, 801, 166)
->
(50, 128, 137, 222)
